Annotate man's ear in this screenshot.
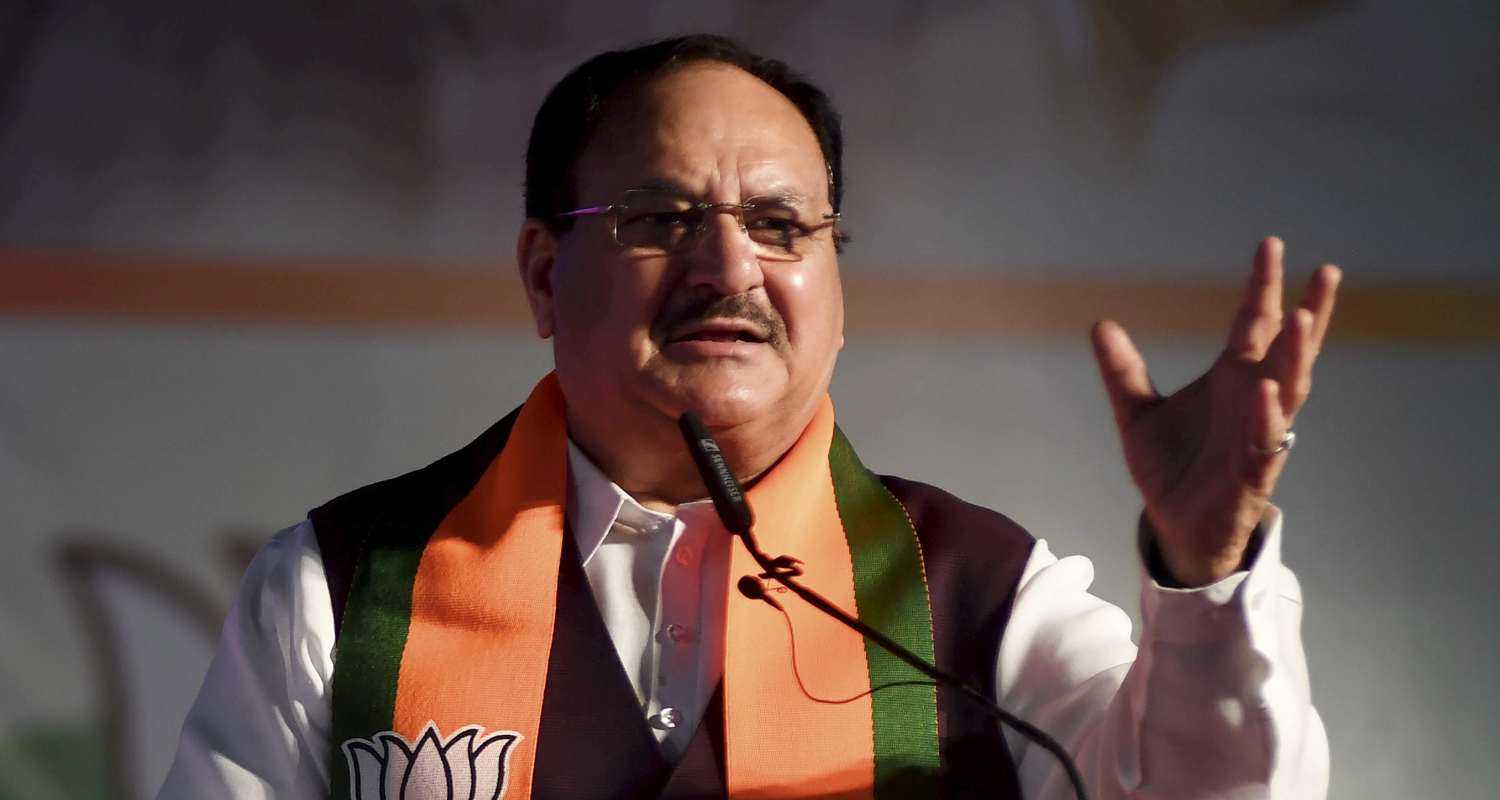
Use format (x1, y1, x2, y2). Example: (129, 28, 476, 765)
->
(517, 219, 559, 339)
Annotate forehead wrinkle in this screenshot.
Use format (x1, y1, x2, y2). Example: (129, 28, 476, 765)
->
(735, 161, 818, 206)
(619, 145, 819, 206)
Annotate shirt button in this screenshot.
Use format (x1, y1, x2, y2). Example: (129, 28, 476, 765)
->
(666, 623, 695, 644)
(653, 707, 683, 729)
(674, 546, 695, 565)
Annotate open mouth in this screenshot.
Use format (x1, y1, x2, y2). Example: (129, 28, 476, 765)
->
(668, 319, 770, 345)
(676, 331, 764, 343)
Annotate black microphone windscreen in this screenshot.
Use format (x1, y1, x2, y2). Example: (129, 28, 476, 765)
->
(737, 575, 765, 600)
(677, 412, 756, 534)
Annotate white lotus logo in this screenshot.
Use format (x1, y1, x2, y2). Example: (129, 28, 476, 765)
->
(342, 724, 522, 800)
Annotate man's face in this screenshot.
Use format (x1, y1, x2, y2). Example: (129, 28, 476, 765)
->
(531, 63, 844, 436)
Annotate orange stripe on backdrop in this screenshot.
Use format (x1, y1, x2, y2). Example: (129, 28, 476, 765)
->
(3, 249, 1498, 342)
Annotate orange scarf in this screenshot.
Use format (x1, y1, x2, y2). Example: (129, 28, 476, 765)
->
(330, 374, 941, 799)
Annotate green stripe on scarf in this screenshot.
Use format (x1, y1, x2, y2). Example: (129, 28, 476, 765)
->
(326, 412, 520, 799)
(829, 427, 942, 796)
(326, 532, 426, 799)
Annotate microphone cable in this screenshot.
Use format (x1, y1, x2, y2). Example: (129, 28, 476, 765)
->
(679, 412, 1090, 800)
(739, 573, 936, 706)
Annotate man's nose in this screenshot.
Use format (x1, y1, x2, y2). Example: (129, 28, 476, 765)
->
(682, 209, 764, 295)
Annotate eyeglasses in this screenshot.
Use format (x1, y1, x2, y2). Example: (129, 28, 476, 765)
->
(556, 189, 844, 261)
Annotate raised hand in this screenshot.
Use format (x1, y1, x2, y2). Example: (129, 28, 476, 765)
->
(1090, 237, 1341, 586)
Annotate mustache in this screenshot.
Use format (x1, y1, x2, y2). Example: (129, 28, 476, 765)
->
(653, 293, 788, 348)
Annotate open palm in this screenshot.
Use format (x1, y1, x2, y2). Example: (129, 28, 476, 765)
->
(1091, 237, 1341, 586)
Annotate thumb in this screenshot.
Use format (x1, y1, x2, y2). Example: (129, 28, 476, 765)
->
(1090, 319, 1156, 428)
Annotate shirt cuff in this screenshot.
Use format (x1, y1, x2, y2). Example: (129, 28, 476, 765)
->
(1137, 505, 1288, 643)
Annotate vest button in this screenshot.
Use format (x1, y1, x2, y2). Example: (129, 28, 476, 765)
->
(665, 623, 695, 643)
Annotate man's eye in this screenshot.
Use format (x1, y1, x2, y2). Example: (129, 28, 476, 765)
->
(747, 216, 806, 241)
(628, 212, 692, 228)
(745, 216, 805, 249)
(747, 217, 800, 233)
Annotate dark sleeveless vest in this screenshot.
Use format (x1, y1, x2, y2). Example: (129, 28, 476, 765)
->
(310, 416, 1036, 799)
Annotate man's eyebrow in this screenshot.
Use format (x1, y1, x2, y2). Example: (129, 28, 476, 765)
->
(745, 189, 810, 206)
(623, 180, 812, 206)
(627, 178, 695, 195)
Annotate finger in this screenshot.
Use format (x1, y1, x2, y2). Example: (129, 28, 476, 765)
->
(1225, 236, 1285, 360)
(1243, 378, 1291, 495)
(1297, 263, 1342, 354)
(1263, 307, 1315, 420)
(1090, 319, 1156, 428)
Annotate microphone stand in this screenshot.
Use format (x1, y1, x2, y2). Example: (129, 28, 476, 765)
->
(678, 413, 1089, 800)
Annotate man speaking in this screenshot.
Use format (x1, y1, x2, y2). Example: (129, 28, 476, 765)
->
(160, 35, 1339, 799)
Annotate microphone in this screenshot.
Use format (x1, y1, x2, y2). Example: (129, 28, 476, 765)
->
(677, 412, 755, 536)
(678, 412, 1090, 800)
(736, 575, 783, 611)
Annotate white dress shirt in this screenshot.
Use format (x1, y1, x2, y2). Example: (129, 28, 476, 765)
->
(159, 441, 1328, 798)
(565, 440, 732, 760)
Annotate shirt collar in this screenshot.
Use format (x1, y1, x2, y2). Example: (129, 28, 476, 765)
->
(566, 439, 676, 565)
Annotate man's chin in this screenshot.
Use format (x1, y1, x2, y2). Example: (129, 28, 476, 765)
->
(652, 369, 785, 430)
